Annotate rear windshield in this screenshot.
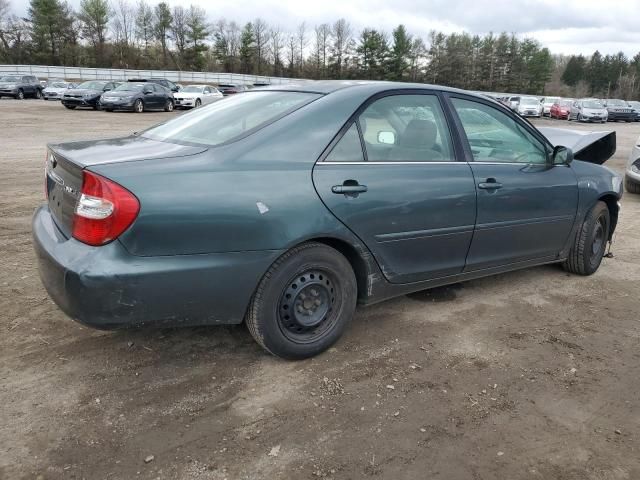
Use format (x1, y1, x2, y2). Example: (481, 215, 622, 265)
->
(142, 91, 321, 146)
(544, 97, 560, 103)
(182, 86, 203, 92)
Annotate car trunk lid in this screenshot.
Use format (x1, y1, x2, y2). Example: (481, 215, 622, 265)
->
(46, 136, 207, 236)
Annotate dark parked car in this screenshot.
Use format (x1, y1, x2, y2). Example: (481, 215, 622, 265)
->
(100, 82, 175, 113)
(34, 82, 622, 359)
(217, 83, 248, 95)
(603, 99, 635, 122)
(627, 101, 640, 121)
(61, 81, 120, 110)
(0, 74, 43, 99)
(127, 78, 180, 92)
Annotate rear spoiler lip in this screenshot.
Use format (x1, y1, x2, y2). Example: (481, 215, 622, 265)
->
(537, 126, 616, 165)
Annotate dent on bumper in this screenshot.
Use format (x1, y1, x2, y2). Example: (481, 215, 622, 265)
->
(32, 205, 282, 329)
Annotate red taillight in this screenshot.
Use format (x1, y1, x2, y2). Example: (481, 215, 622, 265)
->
(72, 171, 140, 246)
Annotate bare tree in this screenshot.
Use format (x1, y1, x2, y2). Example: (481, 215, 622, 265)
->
(270, 26, 283, 76)
(296, 21, 307, 75)
(253, 18, 269, 75)
(171, 5, 187, 58)
(134, 0, 153, 63)
(313, 23, 331, 78)
(330, 18, 352, 77)
(111, 0, 135, 66)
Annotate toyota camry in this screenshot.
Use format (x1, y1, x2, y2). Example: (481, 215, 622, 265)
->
(33, 81, 622, 359)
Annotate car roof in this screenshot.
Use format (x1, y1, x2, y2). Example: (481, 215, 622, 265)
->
(253, 80, 497, 99)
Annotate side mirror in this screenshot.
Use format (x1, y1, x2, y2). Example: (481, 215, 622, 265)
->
(553, 145, 574, 165)
(377, 131, 396, 145)
(143, 88, 153, 94)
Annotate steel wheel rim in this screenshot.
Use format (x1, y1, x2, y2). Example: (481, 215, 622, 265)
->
(277, 269, 339, 344)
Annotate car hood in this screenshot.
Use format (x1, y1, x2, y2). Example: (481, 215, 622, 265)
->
(44, 87, 68, 93)
(175, 92, 201, 99)
(49, 136, 208, 167)
(538, 127, 616, 165)
(581, 108, 607, 115)
(0, 81, 17, 87)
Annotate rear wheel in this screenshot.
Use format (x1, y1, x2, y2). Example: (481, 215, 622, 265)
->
(16, 89, 24, 100)
(563, 201, 610, 276)
(246, 243, 357, 359)
(625, 175, 640, 194)
(133, 99, 143, 113)
(164, 99, 174, 112)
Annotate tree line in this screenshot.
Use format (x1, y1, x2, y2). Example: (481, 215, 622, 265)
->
(1, 0, 640, 99)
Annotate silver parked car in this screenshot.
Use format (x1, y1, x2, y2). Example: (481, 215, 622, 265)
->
(516, 96, 542, 117)
(626, 135, 640, 193)
(568, 99, 607, 123)
(173, 84, 223, 109)
(42, 81, 75, 100)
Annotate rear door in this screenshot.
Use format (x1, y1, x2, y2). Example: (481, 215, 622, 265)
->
(448, 95, 578, 270)
(313, 92, 477, 284)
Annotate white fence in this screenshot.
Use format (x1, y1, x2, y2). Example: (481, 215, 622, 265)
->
(0, 64, 299, 85)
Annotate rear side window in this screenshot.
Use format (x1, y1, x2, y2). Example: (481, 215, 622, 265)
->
(326, 124, 364, 162)
(143, 91, 321, 146)
(357, 94, 454, 162)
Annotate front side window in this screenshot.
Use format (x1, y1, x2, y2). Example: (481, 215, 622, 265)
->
(357, 94, 454, 162)
(142, 91, 321, 146)
(452, 98, 548, 164)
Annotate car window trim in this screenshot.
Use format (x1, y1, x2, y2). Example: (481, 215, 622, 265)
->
(442, 92, 554, 164)
(317, 89, 464, 164)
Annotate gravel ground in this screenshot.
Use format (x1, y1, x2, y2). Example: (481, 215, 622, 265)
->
(1, 99, 639, 480)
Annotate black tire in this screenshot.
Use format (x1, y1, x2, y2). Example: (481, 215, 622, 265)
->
(563, 201, 610, 276)
(34, 89, 42, 99)
(93, 100, 101, 111)
(164, 99, 174, 112)
(625, 175, 640, 194)
(64, 104, 76, 109)
(195, 98, 201, 108)
(246, 242, 357, 359)
(16, 89, 24, 100)
(577, 113, 583, 122)
(133, 99, 143, 113)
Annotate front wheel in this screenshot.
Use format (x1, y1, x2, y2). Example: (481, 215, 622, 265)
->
(246, 243, 357, 359)
(34, 89, 42, 99)
(195, 98, 201, 108)
(164, 99, 174, 112)
(16, 89, 24, 100)
(63, 104, 76, 109)
(625, 175, 640, 194)
(563, 201, 610, 276)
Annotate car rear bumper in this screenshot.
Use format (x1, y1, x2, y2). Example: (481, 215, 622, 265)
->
(32, 205, 282, 329)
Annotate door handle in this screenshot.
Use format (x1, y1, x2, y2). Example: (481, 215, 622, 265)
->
(331, 182, 368, 196)
(478, 178, 503, 190)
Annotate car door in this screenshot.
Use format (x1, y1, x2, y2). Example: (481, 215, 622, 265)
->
(21, 76, 33, 95)
(149, 84, 164, 108)
(448, 95, 578, 271)
(202, 87, 213, 104)
(313, 92, 477, 284)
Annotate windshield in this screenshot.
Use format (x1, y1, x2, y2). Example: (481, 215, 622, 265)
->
(558, 100, 572, 106)
(582, 100, 603, 108)
(544, 97, 560, 104)
(77, 81, 107, 90)
(607, 99, 626, 106)
(49, 82, 67, 88)
(520, 97, 539, 106)
(629, 101, 640, 108)
(181, 86, 203, 93)
(0, 75, 21, 82)
(115, 83, 144, 92)
(143, 91, 320, 146)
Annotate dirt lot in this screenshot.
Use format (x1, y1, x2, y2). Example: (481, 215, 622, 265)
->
(1, 99, 639, 480)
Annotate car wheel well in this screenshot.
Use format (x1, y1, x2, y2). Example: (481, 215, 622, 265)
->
(299, 238, 370, 301)
(598, 194, 619, 240)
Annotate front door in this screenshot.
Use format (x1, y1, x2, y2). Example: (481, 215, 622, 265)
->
(313, 93, 477, 284)
(449, 96, 579, 271)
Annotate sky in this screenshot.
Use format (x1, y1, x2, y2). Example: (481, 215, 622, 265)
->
(8, 0, 640, 57)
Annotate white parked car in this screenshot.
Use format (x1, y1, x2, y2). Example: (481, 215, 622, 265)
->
(42, 81, 75, 100)
(540, 96, 560, 116)
(517, 96, 542, 117)
(173, 85, 223, 109)
(626, 136, 640, 194)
